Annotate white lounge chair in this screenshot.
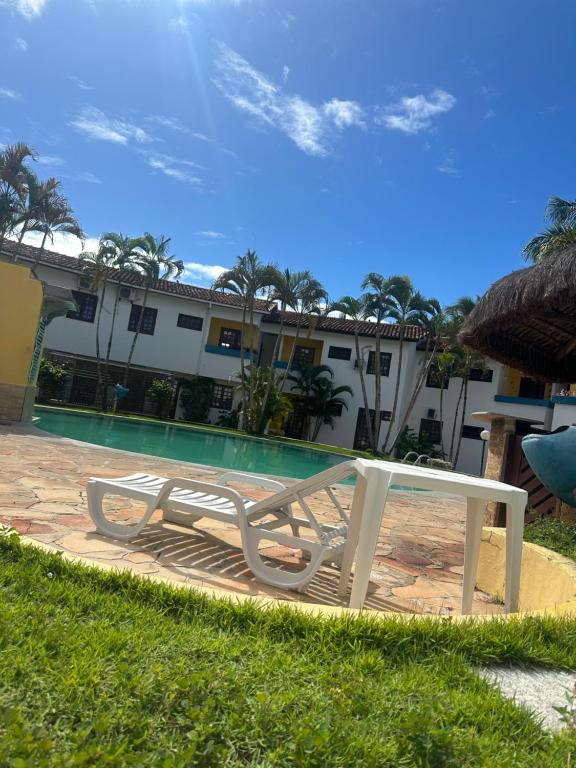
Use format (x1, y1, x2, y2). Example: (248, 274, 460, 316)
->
(87, 463, 357, 592)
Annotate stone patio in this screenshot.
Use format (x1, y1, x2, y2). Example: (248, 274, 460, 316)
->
(0, 424, 502, 615)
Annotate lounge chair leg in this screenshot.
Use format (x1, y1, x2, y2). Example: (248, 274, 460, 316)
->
(87, 481, 158, 541)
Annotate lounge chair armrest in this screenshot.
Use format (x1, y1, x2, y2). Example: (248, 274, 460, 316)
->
(154, 477, 246, 514)
(217, 472, 286, 493)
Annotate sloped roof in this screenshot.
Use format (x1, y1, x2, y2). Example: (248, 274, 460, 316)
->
(262, 310, 427, 342)
(1, 240, 272, 312)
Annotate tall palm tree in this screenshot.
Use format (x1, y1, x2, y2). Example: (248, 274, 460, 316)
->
(0, 142, 35, 255)
(257, 268, 312, 433)
(286, 363, 349, 441)
(330, 294, 375, 452)
(123, 234, 184, 386)
(213, 250, 276, 428)
(79, 241, 119, 404)
(523, 196, 576, 263)
(280, 275, 327, 388)
(13, 174, 61, 259)
(361, 272, 394, 451)
(307, 376, 354, 442)
(30, 183, 84, 272)
(381, 277, 433, 453)
(99, 233, 146, 409)
(388, 298, 444, 456)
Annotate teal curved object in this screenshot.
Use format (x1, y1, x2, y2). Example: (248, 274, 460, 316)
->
(522, 426, 576, 507)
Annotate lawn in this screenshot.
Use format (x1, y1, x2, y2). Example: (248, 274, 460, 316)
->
(2, 536, 576, 767)
(524, 517, 576, 562)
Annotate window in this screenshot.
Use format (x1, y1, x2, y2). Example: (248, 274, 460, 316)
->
(366, 351, 392, 376)
(66, 290, 97, 323)
(419, 418, 443, 445)
(469, 368, 493, 382)
(462, 425, 483, 440)
(426, 362, 450, 389)
(518, 377, 546, 399)
(328, 346, 352, 361)
(177, 314, 203, 331)
(292, 345, 316, 368)
(218, 327, 242, 349)
(353, 408, 392, 451)
(212, 384, 233, 410)
(128, 305, 157, 335)
(331, 403, 344, 417)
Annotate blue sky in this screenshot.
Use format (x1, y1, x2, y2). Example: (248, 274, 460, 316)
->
(1, 0, 575, 305)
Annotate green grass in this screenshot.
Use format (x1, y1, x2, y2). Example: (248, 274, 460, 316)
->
(2, 537, 576, 766)
(525, 517, 576, 561)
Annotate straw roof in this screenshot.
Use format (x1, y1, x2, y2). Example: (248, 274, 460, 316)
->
(459, 246, 576, 381)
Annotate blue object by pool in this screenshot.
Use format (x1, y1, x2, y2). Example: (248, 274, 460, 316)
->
(522, 426, 576, 507)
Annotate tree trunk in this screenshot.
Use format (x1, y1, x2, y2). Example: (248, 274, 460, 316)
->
(388, 336, 438, 456)
(239, 302, 248, 429)
(382, 323, 405, 454)
(312, 417, 323, 442)
(31, 229, 49, 275)
(12, 221, 28, 263)
(373, 325, 382, 451)
(101, 283, 122, 410)
(354, 325, 375, 452)
(453, 377, 469, 468)
(94, 281, 108, 407)
(123, 284, 150, 386)
(281, 318, 302, 389)
(449, 378, 465, 462)
(439, 383, 446, 459)
(257, 314, 284, 434)
(248, 301, 256, 431)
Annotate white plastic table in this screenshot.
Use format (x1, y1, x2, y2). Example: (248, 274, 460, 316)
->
(337, 459, 527, 614)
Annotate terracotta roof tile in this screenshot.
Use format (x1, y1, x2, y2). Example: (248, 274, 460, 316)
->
(262, 310, 426, 342)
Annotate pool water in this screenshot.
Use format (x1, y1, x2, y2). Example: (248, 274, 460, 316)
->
(34, 407, 355, 480)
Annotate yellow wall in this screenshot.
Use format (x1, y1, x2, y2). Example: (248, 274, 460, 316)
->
(280, 336, 324, 365)
(207, 317, 259, 349)
(501, 366, 552, 399)
(0, 262, 43, 386)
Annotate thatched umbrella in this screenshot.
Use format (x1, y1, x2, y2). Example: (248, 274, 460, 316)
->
(459, 246, 576, 382)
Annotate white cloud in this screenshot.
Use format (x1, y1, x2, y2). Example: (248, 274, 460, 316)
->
(70, 171, 102, 184)
(14, 230, 98, 257)
(68, 75, 91, 91)
(0, 88, 20, 100)
(378, 89, 456, 135)
(183, 261, 228, 285)
(436, 151, 459, 176)
(323, 99, 365, 129)
(141, 151, 203, 184)
(282, 65, 290, 85)
(1, 0, 48, 18)
(146, 114, 190, 133)
(15, 37, 28, 51)
(195, 230, 225, 239)
(37, 154, 66, 167)
(69, 107, 153, 145)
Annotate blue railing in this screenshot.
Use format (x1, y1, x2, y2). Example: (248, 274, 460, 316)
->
(494, 394, 553, 408)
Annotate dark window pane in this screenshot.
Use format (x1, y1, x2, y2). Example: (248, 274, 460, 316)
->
(212, 384, 233, 410)
(353, 408, 391, 450)
(518, 377, 546, 399)
(462, 425, 483, 440)
(331, 403, 344, 417)
(292, 345, 316, 368)
(426, 362, 450, 389)
(366, 351, 391, 376)
(469, 368, 493, 382)
(419, 418, 443, 445)
(328, 346, 352, 361)
(177, 314, 203, 331)
(66, 290, 97, 323)
(128, 305, 157, 335)
(219, 327, 242, 349)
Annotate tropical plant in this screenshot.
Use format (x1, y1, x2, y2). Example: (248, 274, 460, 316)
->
(178, 376, 214, 423)
(286, 364, 352, 441)
(381, 277, 434, 453)
(361, 272, 395, 452)
(98, 233, 146, 409)
(123, 234, 184, 385)
(234, 366, 292, 434)
(212, 251, 276, 428)
(523, 196, 576, 263)
(388, 298, 444, 455)
(217, 407, 240, 429)
(36, 357, 69, 403)
(430, 351, 455, 459)
(330, 294, 375, 452)
(147, 378, 176, 419)
(0, 142, 35, 254)
(30, 182, 84, 271)
(395, 425, 440, 461)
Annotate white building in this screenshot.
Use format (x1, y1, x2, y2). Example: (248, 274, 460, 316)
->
(2, 241, 558, 476)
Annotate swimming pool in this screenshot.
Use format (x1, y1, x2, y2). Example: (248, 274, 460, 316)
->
(34, 407, 354, 480)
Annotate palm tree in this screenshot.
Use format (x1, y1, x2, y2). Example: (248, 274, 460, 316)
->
(307, 376, 353, 442)
(99, 233, 147, 408)
(79, 241, 119, 403)
(286, 363, 351, 441)
(388, 298, 444, 456)
(0, 142, 35, 255)
(123, 234, 184, 386)
(330, 294, 375, 452)
(13, 174, 61, 259)
(213, 250, 276, 429)
(432, 350, 455, 459)
(523, 196, 576, 263)
(361, 272, 395, 451)
(381, 277, 433, 454)
(30, 183, 84, 272)
(280, 275, 328, 388)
